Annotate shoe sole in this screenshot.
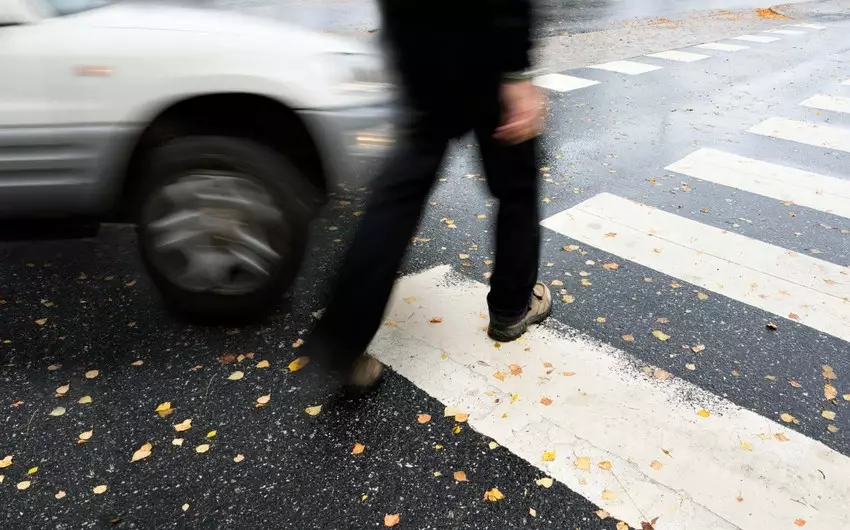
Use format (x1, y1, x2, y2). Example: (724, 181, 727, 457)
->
(487, 305, 552, 343)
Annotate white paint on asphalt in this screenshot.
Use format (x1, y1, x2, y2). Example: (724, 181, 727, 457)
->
(695, 42, 748, 52)
(666, 148, 850, 219)
(732, 35, 780, 43)
(749, 117, 850, 153)
(372, 265, 850, 530)
(764, 29, 807, 35)
(844, 78, 850, 86)
(589, 60, 662, 75)
(645, 50, 709, 62)
(540, 193, 850, 342)
(800, 94, 850, 114)
(532, 73, 600, 93)
(788, 23, 826, 29)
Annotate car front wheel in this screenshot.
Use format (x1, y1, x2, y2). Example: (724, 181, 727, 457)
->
(137, 136, 312, 322)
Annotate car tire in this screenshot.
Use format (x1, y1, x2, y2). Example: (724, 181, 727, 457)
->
(136, 136, 313, 323)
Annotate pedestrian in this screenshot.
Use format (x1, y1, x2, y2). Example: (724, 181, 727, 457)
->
(306, 0, 550, 392)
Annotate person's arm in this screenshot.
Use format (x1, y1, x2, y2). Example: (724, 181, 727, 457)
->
(491, 0, 534, 79)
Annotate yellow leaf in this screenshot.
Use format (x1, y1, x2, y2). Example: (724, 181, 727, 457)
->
(27, 466, 38, 475)
(685, 363, 696, 371)
(601, 489, 616, 501)
(492, 371, 506, 381)
(691, 344, 706, 353)
(616, 522, 629, 530)
(455, 413, 469, 423)
(458, 253, 470, 260)
(233, 454, 245, 463)
(444, 406, 461, 417)
(403, 297, 416, 304)
(256, 394, 271, 408)
(561, 295, 575, 304)
(78, 395, 92, 404)
(595, 316, 606, 324)
(575, 457, 591, 472)
(227, 371, 244, 381)
(352, 442, 366, 455)
(434, 444, 443, 450)
(131, 443, 152, 462)
(17, 480, 31, 490)
(697, 292, 709, 301)
(542, 450, 556, 462)
(765, 375, 777, 381)
(595, 509, 610, 519)
(822, 410, 836, 420)
(195, 444, 210, 454)
(477, 214, 487, 219)
(697, 409, 710, 418)
(0, 455, 12, 468)
(740, 441, 753, 451)
(305, 405, 322, 416)
(256, 360, 270, 369)
(182, 503, 190, 512)
(49, 406, 66, 417)
(488, 441, 499, 450)
(451, 424, 462, 434)
(602, 262, 619, 271)
(155, 402, 172, 413)
(453, 471, 467, 482)
(824, 384, 838, 400)
(510, 393, 519, 403)
(207, 430, 217, 438)
(55, 384, 69, 395)
(55, 490, 66, 499)
(172, 438, 184, 446)
(780, 413, 796, 423)
(653, 369, 672, 381)
(622, 334, 635, 342)
(540, 397, 553, 406)
(535, 477, 553, 488)
(598, 461, 613, 471)
(84, 370, 99, 379)
(483, 488, 505, 502)
(580, 279, 592, 287)
(288, 357, 310, 372)
(844, 394, 850, 401)
(92, 484, 107, 495)
(775, 433, 791, 442)
(384, 513, 401, 527)
(822, 365, 837, 380)
(652, 330, 670, 341)
(79, 430, 93, 441)
(174, 418, 192, 432)
(650, 460, 663, 470)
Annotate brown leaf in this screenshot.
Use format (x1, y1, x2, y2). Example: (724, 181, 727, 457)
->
(691, 344, 706, 353)
(417, 414, 431, 424)
(789, 380, 802, 388)
(219, 354, 237, 365)
(788, 313, 800, 321)
(622, 334, 635, 342)
(483, 488, 504, 502)
(288, 357, 310, 372)
(35, 318, 48, 326)
(562, 371, 576, 376)
(352, 443, 366, 455)
(650, 460, 663, 470)
(561, 294, 575, 304)
(794, 519, 806, 527)
(540, 397, 553, 406)
(827, 424, 839, 433)
(825, 384, 838, 400)
(509, 364, 523, 376)
(602, 262, 619, 270)
(383, 514, 401, 527)
(453, 471, 467, 482)
(598, 461, 612, 471)
(595, 509, 610, 520)
(429, 317, 443, 324)
(174, 418, 192, 432)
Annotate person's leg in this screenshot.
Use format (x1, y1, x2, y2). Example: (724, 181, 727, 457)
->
(474, 97, 549, 340)
(308, 122, 450, 376)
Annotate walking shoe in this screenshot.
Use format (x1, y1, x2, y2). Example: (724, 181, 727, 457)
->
(344, 353, 384, 395)
(487, 282, 552, 342)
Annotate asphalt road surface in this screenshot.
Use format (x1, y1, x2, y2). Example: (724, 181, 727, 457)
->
(3, 2, 850, 530)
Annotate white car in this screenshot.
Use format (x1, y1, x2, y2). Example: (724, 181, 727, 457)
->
(0, 0, 394, 320)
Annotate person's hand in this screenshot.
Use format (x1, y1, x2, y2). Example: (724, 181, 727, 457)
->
(493, 80, 544, 145)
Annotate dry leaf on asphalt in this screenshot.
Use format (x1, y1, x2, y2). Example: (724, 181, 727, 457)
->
(827, 424, 839, 433)
(256, 394, 271, 408)
(575, 457, 591, 471)
(384, 514, 401, 527)
(92, 484, 107, 495)
(288, 357, 310, 372)
(55, 490, 66, 499)
(155, 402, 173, 418)
(653, 369, 672, 381)
(696, 292, 709, 301)
(35, 318, 48, 326)
(352, 443, 366, 455)
(292, 338, 305, 348)
(595, 510, 610, 519)
(602, 262, 619, 271)
(49, 406, 66, 417)
(455, 413, 469, 423)
(417, 414, 431, 424)
(551, 279, 564, 286)
(595, 316, 606, 324)
(488, 441, 499, 450)
(78, 430, 93, 443)
(598, 461, 612, 471)
(195, 444, 210, 454)
(131, 442, 152, 463)
(207, 430, 217, 438)
(17, 480, 31, 490)
(483, 488, 504, 502)
(685, 363, 696, 371)
(790, 380, 802, 388)
(622, 334, 635, 342)
(84, 370, 99, 379)
(780, 413, 796, 423)
(616, 522, 629, 530)
(305, 405, 322, 416)
(562, 294, 575, 304)
(172, 438, 184, 446)
(56, 384, 69, 396)
(131, 360, 144, 366)
(691, 344, 706, 353)
(601, 489, 616, 501)
(825, 384, 838, 400)
(27, 466, 38, 475)
(453, 471, 467, 482)
(652, 330, 670, 341)
(227, 371, 244, 381)
(233, 454, 245, 463)
(822, 410, 837, 420)
(542, 450, 556, 462)
(775, 433, 791, 442)
(174, 418, 192, 432)
(256, 360, 270, 369)
(535, 477, 553, 488)
(822, 365, 837, 380)
(0, 455, 12, 469)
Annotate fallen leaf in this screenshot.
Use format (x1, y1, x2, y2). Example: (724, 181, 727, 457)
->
(256, 394, 271, 408)
(736, 494, 744, 503)
(652, 330, 670, 341)
(256, 360, 270, 369)
(653, 369, 672, 381)
(510, 393, 519, 403)
(415, 413, 432, 425)
(602, 262, 620, 271)
(207, 430, 217, 438)
(455, 413, 469, 423)
(287, 356, 310, 372)
(79, 430, 93, 442)
(451, 424, 462, 434)
(656, 317, 670, 324)
(616, 523, 629, 530)
(696, 292, 709, 301)
(233, 454, 245, 462)
(650, 460, 663, 470)
(562, 371, 576, 376)
(550, 279, 564, 287)
(595, 316, 607, 324)
(766, 322, 778, 330)
(575, 457, 591, 471)
(174, 418, 192, 432)
(172, 438, 184, 446)
(17, 480, 31, 490)
(155, 402, 172, 415)
(458, 253, 470, 260)
(827, 424, 839, 433)
(305, 405, 322, 416)
(529, 507, 537, 517)
(429, 317, 443, 324)
(822, 410, 837, 420)
(477, 214, 487, 219)
(92, 484, 107, 495)
(55, 384, 69, 396)
(542, 450, 556, 462)
(453, 471, 467, 482)
(775, 433, 791, 442)
(352, 443, 366, 455)
(182, 503, 189, 512)
(195, 444, 210, 454)
(596, 461, 612, 472)
(844, 394, 850, 401)
(47, 364, 60, 371)
(685, 363, 696, 371)
(227, 371, 244, 381)
(823, 365, 837, 379)
(540, 397, 553, 406)
(794, 519, 806, 527)
(84, 370, 99, 379)
(697, 409, 710, 418)
(670, 282, 681, 289)
(218, 354, 237, 365)
(740, 441, 753, 451)
(35, 318, 48, 326)
(487, 441, 500, 450)
(622, 334, 635, 342)
(444, 406, 461, 417)
(535, 477, 553, 488)
(562, 295, 575, 304)
(691, 344, 706, 353)
(483, 488, 505, 502)
(55, 490, 66, 499)
(130, 360, 144, 367)
(595, 509, 610, 519)
(580, 279, 592, 287)
(825, 384, 838, 400)
(434, 444, 443, 450)
(49, 406, 66, 417)
(27, 466, 38, 475)
(731, 370, 741, 377)
(601, 489, 616, 501)
(492, 371, 506, 381)
(131, 443, 152, 462)
(292, 338, 305, 349)
(384, 513, 401, 527)
(780, 413, 796, 423)
(789, 380, 802, 388)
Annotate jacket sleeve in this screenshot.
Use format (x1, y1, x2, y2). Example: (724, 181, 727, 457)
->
(491, 0, 533, 75)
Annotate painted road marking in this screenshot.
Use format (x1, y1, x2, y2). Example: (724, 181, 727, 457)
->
(373, 265, 850, 530)
(732, 35, 780, 43)
(645, 50, 709, 62)
(764, 29, 807, 35)
(844, 78, 850, 86)
(695, 42, 748, 52)
(589, 60, 662, 75)
(533, 73, 600, 93)
(666, 148, 850, 219)
(541, 193, 850, 342)
(749, 117, 850, 153)
(789, 23, 826, 29)
(801, 94, 850, 114)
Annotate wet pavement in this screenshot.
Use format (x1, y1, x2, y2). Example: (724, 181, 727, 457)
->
(4, 1, 850, 529)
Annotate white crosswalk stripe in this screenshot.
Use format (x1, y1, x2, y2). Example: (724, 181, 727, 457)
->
(665, 148, 850, 219)
(541, 193, 850, 342)
(589, 60, 662, 75)
(732, 35, 780, 43)
(788, 23, 827, 29)
(801, 93, 850, 114)
(533, 73, 600, 92)
(764, 29, 807, 35)
(749, 117, 850, 153)
(645, 50, 709, 62)
(372, 266, 850, 530)
(695, 42, 748, 52)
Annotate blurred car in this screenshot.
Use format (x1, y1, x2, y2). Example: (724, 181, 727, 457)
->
(0, 0, 394, 320)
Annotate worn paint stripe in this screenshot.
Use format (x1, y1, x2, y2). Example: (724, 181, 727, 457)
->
(589, 60, 662, 75)
(533, 74, 600, 93)
(764, 29, 807, 35)
(646, 50, 709, 62)
(373, 265, 850, 530)
(749, 117, 850, 153)
(800, 94, 850, 114)
(541, 193, 850, 342)
(695, 42, 749, 52)
(788, 23, 826, 29)
(731, 35, 780, 43)
(665, 148, 850, 219)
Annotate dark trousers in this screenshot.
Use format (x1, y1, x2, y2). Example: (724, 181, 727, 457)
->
(310, 91, 540, 370)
